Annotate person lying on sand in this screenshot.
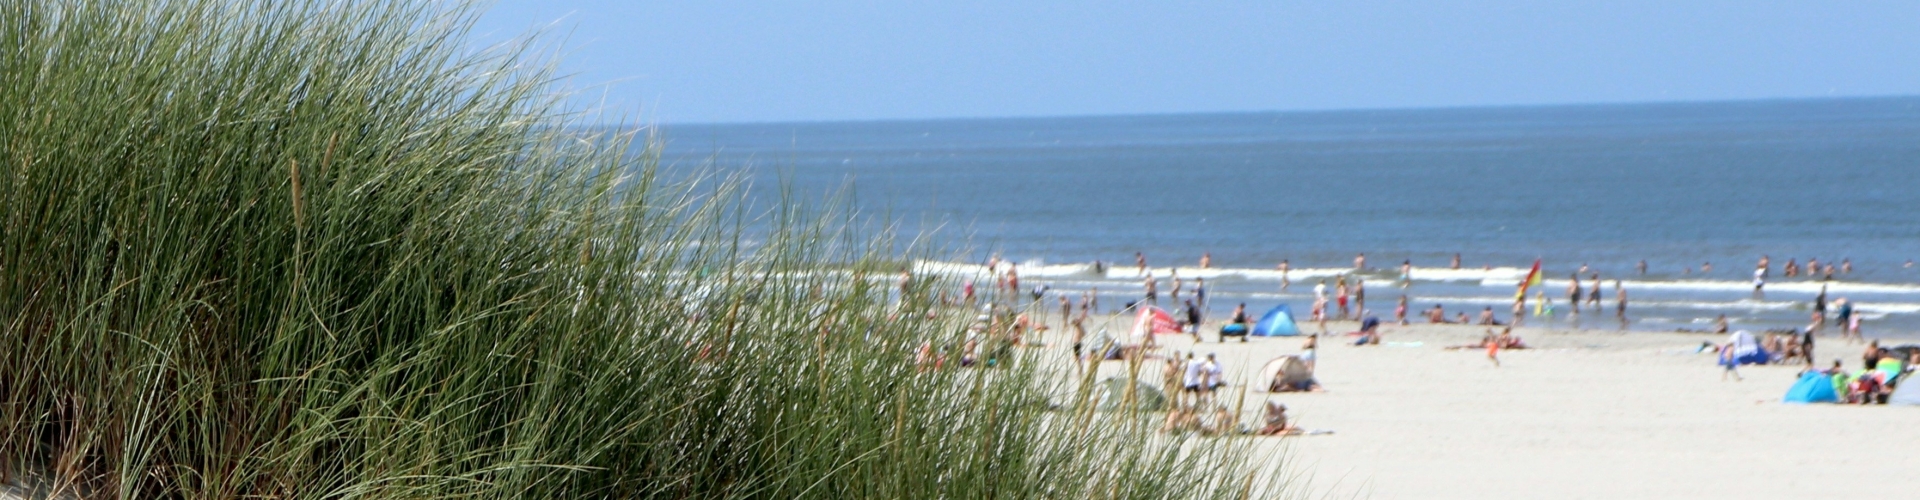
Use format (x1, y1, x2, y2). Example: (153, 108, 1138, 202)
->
(1258, 401, 1302, 436)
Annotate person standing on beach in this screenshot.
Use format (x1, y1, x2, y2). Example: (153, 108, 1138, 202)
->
(1183, 353, 1206, 407)
(1194, 278, 1208, 311)
(1615, 280, 1628, 330)
(1353, 279, 1367, 319)
(1007, 265, 1023, 299)
(1397, 296, 1410, 325)
(1833, 297, 1852, 334)
(1143, 275, 1158, 306)
(1335, 277, 1351, 320)
(1812, 285, 1828, 330)
(1200, 253, 1211, 269)
(1059, 295, 1072, 329)
(1183, 299, 1203, 340)
(1400, 260, 1412, 288)
(1800, 324, 1817, 368)
(1088, 288, 1099, 314)
(1171, 274, 1184, 302)
(1568, 273, 1583, 315)
(1587, 274, 1601, 310)
(1278, 260, 1291, 290)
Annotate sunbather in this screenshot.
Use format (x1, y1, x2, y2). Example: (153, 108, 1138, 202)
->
(1257, 401, 1302, 436)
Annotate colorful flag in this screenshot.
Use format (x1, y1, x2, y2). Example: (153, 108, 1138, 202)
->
(1515, 259, 1543, 301)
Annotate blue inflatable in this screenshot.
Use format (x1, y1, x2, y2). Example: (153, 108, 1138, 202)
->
(1252, 305, 1301, 337)
(1783, 372, 1839, 404)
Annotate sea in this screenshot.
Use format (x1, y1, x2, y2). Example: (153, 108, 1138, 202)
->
(654, 97, 1920, 339)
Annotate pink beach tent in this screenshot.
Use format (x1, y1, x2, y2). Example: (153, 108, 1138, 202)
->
(1130, 306, 1182, 338)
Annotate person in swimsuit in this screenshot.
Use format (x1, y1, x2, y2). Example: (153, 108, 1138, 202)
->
(1567, 273, 1583, 315)
(1353, 279, 1367, 319)
(1278, 260, 1291, 290)
(1335, 277, 1350, 320)
(1184, 299, 1204, 341)
(1396, 296, 1409, 325)
(1484, 328, 1502, 367)
(1636, 260, 1647, 275)
(1354, 253, 1366, 270)
(1143, 275, 1158, 306)
(1451, 253, 1461, 270)
(1227, 303, 1251, 343)
(1200, 252, 1211, 269)
(1785, 258, 1798, 277)
(1586, 274, 1601, 308)
(1400, 260, 1412, 288)
(1135, 252, 1147, 275)
(1194, 277, 1208, 310)
(1614, 280, 1627, 329)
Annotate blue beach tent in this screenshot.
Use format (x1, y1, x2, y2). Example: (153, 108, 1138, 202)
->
(1783, 372, 1839, 404)
(1252, 304, 1301, 337)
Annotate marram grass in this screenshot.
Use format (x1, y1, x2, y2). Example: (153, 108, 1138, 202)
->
(0, 0, 1286, 498)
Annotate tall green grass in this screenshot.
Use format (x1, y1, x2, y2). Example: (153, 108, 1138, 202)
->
(0, 0, 1284, 498)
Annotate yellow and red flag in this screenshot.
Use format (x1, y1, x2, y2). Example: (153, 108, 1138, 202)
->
(1515, 259, 1543, 300)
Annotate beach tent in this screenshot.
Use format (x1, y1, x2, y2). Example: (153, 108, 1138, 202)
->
(1090, 377, 1167, 411)
(1890, 377, 1920, 406)
(1256, 355, 1316, 392)
(1726, 331, 1769, 366)
(1252, 305, 1301, 337)
(1876, 358, 1906, 385)
(1783, 372, 1839, 404)
(1130, 306, 1182, 339)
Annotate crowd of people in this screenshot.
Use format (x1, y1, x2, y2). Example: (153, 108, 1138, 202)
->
(937, 251, 1915, 436)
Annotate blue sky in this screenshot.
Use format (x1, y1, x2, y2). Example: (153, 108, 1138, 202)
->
(473, 1, 1920, 124)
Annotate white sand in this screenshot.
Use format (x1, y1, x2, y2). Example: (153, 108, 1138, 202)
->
(1050, 313, 1918, 499)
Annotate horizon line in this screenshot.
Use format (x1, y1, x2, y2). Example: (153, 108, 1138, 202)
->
(613, 93, 1920, 129)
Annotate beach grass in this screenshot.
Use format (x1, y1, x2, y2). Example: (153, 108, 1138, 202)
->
(0, 0, 1282, 498)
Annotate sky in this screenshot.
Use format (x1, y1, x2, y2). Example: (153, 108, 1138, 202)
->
(471, 1, 1920, 124)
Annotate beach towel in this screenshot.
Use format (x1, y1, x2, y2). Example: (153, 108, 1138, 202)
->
(1783, 372, 1839, 404)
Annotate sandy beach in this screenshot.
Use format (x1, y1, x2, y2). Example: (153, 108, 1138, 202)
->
(1051, 313, 1919, 500)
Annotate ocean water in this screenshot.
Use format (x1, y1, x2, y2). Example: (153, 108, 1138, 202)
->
(654, 97, 1920, 338)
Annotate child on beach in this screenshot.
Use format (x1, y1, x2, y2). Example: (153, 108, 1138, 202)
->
(1485, 328, 1502, 367)
(1396, 296, 1409, 325)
